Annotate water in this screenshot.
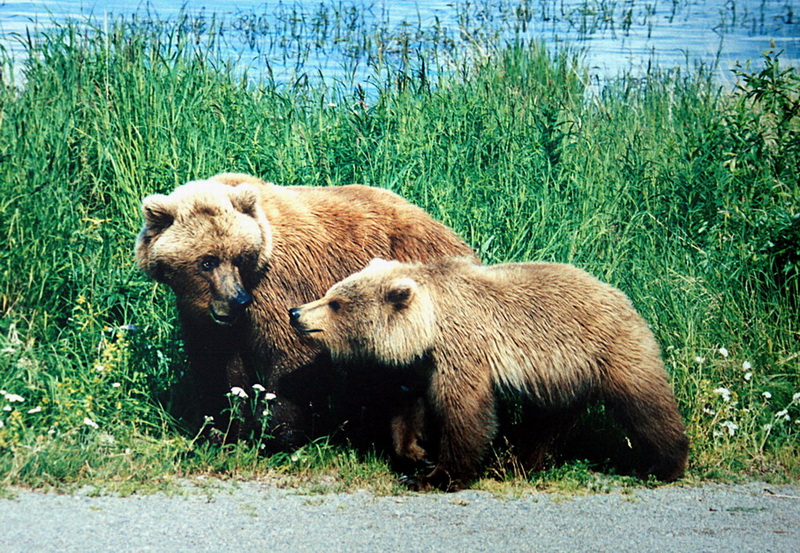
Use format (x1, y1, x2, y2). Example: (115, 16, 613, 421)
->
(1, 0, 798, 89)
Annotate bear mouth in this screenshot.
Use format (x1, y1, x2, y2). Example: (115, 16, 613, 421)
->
(210, 310, 240, 326)
(290, 321, 323, 335)
(295, 327, 323, 335)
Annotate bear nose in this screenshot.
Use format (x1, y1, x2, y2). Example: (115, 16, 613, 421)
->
(288, 307, 301, 326)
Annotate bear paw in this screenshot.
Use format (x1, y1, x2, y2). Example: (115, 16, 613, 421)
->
(398, 475, 435, 492)
(399, 468, 465, 492)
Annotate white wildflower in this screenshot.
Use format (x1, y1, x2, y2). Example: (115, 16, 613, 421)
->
(775, 409, 790, 422)
(252, 384, 266, 393)
(719, 420, 738, 436)
(83, 417, 99, 429)
(762, 391, 772, 400)
(742, 361, 752, 371)
(0, 420, 3, 428)
(203, 415, 214, 424)
(744, 372, 753, 381)
(792, 392, 800, 404)
(2, 406, 11, 412)
(3, 393, 24, 403)
(111, 382, 121, 388)
(264, 393, 277, 401)
(27, 406, 42, 414)
(230, 387, 248, 399)
(694, 356, 705, 364)
(718, 347, 729, 358)
(703, 407, 716, 416)
(94, 364, 106, 372)
(713, 387, 732, 402)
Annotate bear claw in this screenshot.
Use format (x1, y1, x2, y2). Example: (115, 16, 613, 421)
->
(398, 475, 434, 492)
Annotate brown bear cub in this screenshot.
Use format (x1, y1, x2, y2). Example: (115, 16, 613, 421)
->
(135, 174, 475, 448)
(290, 257, 689, 491)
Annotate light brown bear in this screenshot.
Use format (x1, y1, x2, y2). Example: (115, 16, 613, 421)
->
(135, 173, 475, 448)
(289, 257, 689, 491)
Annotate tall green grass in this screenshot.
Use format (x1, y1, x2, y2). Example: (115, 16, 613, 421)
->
(0, 15, 797, 491)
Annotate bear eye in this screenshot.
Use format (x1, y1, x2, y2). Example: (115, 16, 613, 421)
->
(328, 300, 341, 312)
(200, 256, 220, 272)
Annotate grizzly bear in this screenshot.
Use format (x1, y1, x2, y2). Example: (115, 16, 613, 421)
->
(135, 174, 475, 448)
(289, 257, 689, 491)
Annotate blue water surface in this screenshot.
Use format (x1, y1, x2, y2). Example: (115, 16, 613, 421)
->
(1, 0, 798, 88)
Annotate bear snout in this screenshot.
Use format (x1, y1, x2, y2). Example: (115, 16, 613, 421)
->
(288, 307, 309, 331)
(288, 307, 322, 334)
(209, 288, 253, 326)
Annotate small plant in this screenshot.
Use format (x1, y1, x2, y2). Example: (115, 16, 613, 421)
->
(220, 384, 276, 447)
(686, 347, 800, 479)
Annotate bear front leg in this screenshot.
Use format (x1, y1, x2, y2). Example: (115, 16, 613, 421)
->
(197, 350, 255, 443)
(402, 367, 497, 492)
(391, 395, 429, 466)
(182, 319, 255, 443)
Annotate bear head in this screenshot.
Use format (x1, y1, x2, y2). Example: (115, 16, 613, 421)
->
(135, 178, 273, 326)
(289, 258, 436, 365)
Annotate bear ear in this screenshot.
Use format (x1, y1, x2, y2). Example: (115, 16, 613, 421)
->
(230, 184, 261, 217)
(141, 194, 175, 232)
(386, 278, 417, 309)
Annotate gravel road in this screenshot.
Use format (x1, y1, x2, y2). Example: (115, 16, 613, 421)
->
(2, 480, 799, 552)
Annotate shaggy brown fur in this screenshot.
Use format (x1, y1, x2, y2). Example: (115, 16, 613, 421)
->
(135, 174, 475, 448)
(290, 257, 689, 491)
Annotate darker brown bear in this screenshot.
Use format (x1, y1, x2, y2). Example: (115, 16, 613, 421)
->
(135, 174, 475, 448)
(290, 257, 690, 491)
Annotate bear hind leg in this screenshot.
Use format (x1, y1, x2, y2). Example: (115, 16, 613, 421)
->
(498, 403, 584, 474)
(602, 358, 689, 482)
